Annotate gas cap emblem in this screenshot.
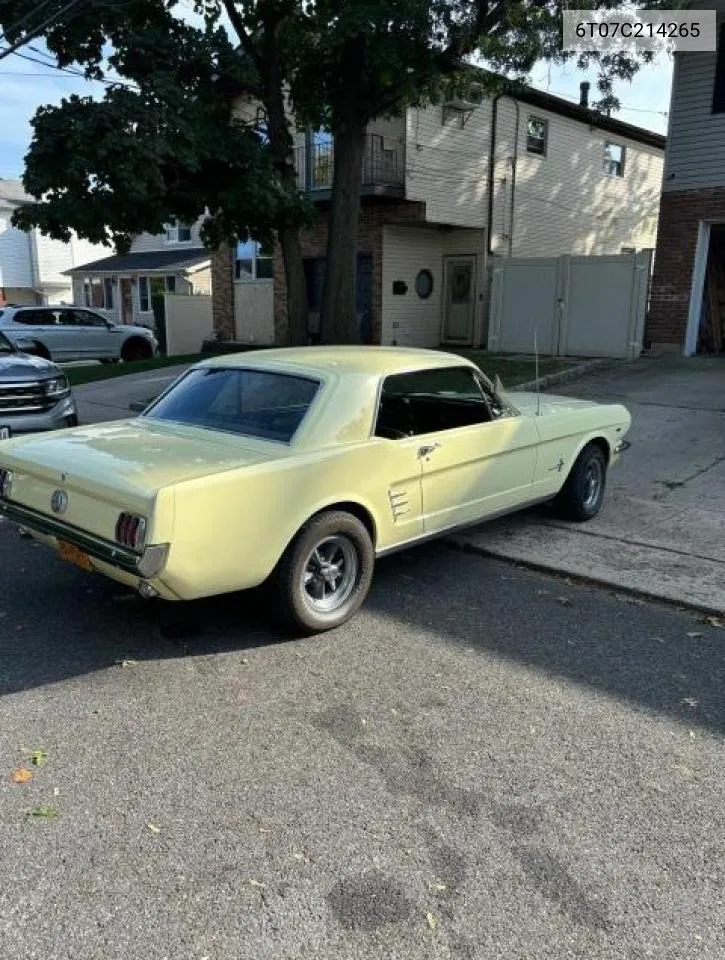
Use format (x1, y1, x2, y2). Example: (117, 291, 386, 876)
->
(51, 489, 69, 515)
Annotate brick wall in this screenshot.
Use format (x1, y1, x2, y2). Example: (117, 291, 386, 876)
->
(648, 189, 725, 348)
(210, 243, 235, 340)
(274, 200, 426, 345)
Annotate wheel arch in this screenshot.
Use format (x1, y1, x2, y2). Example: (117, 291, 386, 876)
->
(587, 435, 612, 464)
(276, 499, 378, 562)
(121, 335, 153, 360)
(557, 434, 612, 492)
(306, 500, 378, 547)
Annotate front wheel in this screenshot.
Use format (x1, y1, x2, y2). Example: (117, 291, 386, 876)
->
(553, 443, 607, 522)
(274, 510, 374, 633)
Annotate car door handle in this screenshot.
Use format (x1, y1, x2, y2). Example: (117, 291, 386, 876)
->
(418, 443, 441, 459)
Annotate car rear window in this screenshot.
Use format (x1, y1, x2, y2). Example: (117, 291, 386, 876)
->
(144, 367, 320, 444)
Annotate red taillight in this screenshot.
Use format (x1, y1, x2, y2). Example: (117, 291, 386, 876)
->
(115, 512, 147, 551)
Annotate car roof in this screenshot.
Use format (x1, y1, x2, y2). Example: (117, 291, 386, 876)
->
(200, 346, 474, 378)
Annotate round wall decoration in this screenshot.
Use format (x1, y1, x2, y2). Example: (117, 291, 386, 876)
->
(415, 269, 434, 299)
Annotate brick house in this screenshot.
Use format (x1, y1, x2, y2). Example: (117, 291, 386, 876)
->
(648, 1, 725, 354)
(215, 81, 664, 348)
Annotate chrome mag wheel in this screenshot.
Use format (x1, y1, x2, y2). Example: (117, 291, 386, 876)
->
(302, 535, 359, 614)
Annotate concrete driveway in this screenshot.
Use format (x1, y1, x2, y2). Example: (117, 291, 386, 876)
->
(457, 356, 725, 613)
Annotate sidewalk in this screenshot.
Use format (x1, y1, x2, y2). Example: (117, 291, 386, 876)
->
(454, 355, 725, 614)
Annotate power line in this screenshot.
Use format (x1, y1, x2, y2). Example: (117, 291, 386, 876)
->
(6, 47, 137, 88)
(0, 0, 85, 62)
(0, 0, 57, 45)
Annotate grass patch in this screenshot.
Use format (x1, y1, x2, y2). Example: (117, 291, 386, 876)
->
(445, 350, 574, 388)
(65, 354, 201, 387)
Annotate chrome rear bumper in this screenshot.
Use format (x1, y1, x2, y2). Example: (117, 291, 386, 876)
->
(0, 498, 140, 573)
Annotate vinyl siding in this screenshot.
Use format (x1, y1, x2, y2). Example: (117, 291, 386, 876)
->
(130, 216, 205, 254)
(0, 206, 33, 287)
(405, 101, 492, 228)
(492, 100, 663, 257)
(663, 45, 725, 191)
(32, 230, 107, 300)
(381, 225, 486, 347)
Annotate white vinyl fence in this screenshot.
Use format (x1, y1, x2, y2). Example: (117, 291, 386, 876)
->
(234, 281, 274, 344)
(164, 293, 213, 356)
(487, 251, 652, 360)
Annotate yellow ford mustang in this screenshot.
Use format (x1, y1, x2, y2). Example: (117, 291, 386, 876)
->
(0, 347, 630, 632)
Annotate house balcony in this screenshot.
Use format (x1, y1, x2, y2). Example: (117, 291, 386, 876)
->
(294, 133, 405, 201)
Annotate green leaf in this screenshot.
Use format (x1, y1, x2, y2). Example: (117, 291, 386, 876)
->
(28, 805, 60, 820)
(29, 748, 48, 767)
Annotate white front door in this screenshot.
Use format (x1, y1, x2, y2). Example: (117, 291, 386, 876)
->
(442, 255, 476, 344)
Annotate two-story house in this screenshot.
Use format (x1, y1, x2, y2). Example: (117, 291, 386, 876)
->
(648, 1, 725, 354)
(215, 79, 664, 348)
(0, 179, 106, 306)
(67, 217, 211, 327)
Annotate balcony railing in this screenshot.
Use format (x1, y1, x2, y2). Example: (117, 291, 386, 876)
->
(294, 133, 404, 194)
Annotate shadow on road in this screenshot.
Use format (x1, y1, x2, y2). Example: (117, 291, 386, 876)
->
(1, 532, 722, 737)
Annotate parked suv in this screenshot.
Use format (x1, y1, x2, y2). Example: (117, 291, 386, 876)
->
(0, 305, 158, 363)
(0, 330, 78, 437)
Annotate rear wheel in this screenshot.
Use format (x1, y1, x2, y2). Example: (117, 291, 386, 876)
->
(121, 338, 153, 362)
(554, 442, 607, 522)
(274, 510, 374, 633)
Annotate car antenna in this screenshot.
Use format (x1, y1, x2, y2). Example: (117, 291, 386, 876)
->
(534, 328, 541, 417)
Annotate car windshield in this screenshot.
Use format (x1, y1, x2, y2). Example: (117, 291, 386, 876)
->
(0, 331, 15, 354)
(144, 367, 320, 444)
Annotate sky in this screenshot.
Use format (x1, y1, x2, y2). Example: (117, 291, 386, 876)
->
(0, 36, 672, 182)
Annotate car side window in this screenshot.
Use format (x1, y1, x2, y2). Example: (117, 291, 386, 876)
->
(12, 310, 52, 326)
(375, 367, 493, 439)
(77, 309, 108, 327)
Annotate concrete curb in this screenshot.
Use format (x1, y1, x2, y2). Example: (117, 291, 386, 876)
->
(451, 537, 725, 618)
(511, 357, 617, 392)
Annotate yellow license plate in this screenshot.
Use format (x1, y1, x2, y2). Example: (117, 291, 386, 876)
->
(58, 540, 93, 571)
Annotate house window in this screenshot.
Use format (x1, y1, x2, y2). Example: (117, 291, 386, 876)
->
(138, 276, 150, 312)
(83, 276, 113, 310)
(713, 23, 725, 112)
(603, 142, 625, 178)
(235, 240, 274, 281)
(164, 220, 193, 243)
(527, 116, 548, 156)
(166, 275, 177, 293)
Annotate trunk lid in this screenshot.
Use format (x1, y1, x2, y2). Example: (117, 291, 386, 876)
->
(0, 418, 288, 542)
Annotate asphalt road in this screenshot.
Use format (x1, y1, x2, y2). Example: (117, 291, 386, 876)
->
(1, 522, 724, 959)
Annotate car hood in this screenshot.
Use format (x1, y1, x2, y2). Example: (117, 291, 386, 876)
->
(1, 417, 289, 496)
(109, 323, 155, 337)
(507, 391, 603, 416)
(0, 351, 59, 381)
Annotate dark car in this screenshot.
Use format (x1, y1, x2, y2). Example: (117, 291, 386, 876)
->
(0, 330, 78, 438)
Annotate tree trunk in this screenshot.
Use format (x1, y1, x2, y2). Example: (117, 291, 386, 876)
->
(278, 219, 307, 346)
(261, 22, 308, 346)
(321, 117, 366, 344)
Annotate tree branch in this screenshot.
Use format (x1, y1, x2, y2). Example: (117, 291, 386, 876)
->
(221, 0, 261, 69)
